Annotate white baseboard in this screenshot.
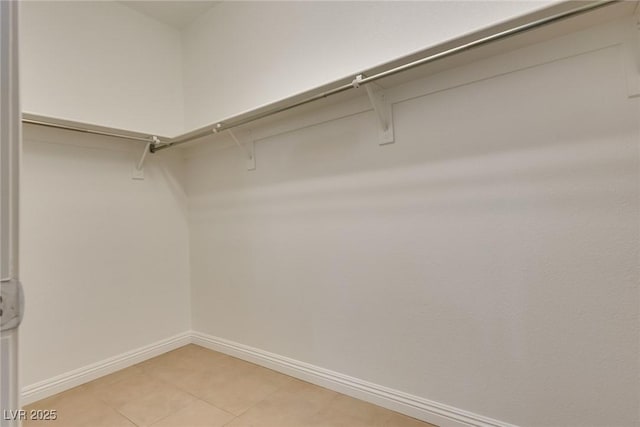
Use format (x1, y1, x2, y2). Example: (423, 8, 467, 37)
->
(191, 331, 517, 427)
(21, 331, 191, 405)
(22, 331, 517, 427)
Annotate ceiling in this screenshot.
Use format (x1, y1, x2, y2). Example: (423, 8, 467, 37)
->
(119, 1, 220, 30)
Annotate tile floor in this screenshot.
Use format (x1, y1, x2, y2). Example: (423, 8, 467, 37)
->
(23, 345, 437, 427)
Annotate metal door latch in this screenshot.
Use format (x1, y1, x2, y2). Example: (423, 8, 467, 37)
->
(0, 279, 24, 332)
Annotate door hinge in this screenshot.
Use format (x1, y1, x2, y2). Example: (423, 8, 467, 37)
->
(0, 279, 24, 331)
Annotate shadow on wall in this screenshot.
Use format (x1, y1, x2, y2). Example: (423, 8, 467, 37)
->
(186, 42, 639, 427)
(185, 45, 633, 197)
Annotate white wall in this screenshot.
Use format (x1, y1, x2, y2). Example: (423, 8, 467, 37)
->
(187, 18, 639, 427)
(20, 1, 184, 137)
(20, 128, 191, 389)
(16, 2, 640, 425)
(19, 1, 561, 136)
(181, 1, 556, 130)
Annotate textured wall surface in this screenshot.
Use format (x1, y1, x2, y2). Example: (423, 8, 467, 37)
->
(182, 1, 554, 130)
(20, 1, 184, 136)
(187, 22, 639, 426)
(20, 127, 191, 387)
(16, 3, 639, 426)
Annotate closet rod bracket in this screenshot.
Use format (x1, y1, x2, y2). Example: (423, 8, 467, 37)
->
(149, 136, 163, 153)
(213, 125, 256, 171)
(132, 136, 158, 180)
(353, 74, 395, 145)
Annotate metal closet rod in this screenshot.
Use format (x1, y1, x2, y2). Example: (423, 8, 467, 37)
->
(21, 0, 616, 152)
(21, 118, 155, 143)
(153, 0, 615, 152)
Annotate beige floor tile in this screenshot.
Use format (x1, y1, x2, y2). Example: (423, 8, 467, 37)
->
(89, 372, 167, 409)
(116, 382, 197, 426)
(150, 400, 235, 427)
(303, 393, 435, 427)
(226, 379, 337, 427)
(23, 346, 438, 427)
(168, 344, 228, 361)
(211, 356, 259, 376)
(176, 356, 259, 398)
(223, 418, 255, 427)
(197, 365, 293, 416)
(142, 345, 230, 371)
(141, 360, 207, 392)
(63, 406, 136, 427)
(24, 388, 135, 427)
(171, 366, 236, 398)
(306, 393, 397, 426)
(385, 413, 438, 427)
(24, 385, 93, 412)
(141, 348, 253, 396)
(83, 365, 145, 390)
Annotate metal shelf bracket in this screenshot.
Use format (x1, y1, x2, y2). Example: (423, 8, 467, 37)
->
(132, 136, 158, 180)
(353, 74, 395, 145)
(214, 125, 256, 171)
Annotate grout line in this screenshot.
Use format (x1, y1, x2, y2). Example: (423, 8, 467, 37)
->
(113, 408, 140, 427)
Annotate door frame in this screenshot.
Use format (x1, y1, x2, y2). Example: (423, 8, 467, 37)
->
(0, 1, 23, 425)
